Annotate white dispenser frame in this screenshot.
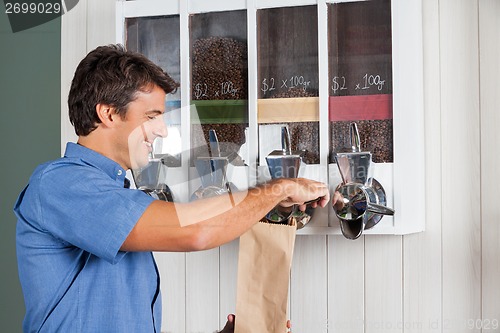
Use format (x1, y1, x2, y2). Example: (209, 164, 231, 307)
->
(116, 0, 425, 236)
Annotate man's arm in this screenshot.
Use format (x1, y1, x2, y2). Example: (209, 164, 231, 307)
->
(121, 178, 329, 252)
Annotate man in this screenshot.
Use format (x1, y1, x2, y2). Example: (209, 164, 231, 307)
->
(14, 44, 329, 332)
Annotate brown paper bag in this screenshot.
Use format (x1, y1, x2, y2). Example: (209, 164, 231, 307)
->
(235, 220, 297, 333)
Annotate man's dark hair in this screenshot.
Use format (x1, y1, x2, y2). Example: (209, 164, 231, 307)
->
(68, 44, 179, 136)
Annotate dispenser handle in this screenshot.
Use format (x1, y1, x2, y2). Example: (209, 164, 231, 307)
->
(366, 202, 395, 216)
(209, 129, 221, 158)
(349, 123, 361, 152)
(281, 126, 292, 155)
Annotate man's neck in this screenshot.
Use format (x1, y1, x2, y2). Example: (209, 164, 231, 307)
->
(77, 131, 127, 170)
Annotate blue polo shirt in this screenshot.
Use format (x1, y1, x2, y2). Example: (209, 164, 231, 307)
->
(14, 142, 159, 333)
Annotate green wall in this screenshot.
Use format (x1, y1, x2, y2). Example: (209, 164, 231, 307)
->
(0, 10, 61, 332)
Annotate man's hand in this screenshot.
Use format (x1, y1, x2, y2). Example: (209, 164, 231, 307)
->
(219, 314, 292, 333)
(219, 314, 234, 333)
(331, 190, 345, 211)
(278, 178, 330, 212)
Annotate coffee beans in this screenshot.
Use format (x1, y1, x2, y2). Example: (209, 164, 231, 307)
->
(330, 119, 393, 163)
(191, 37, 249, 163)
(191, 37, 248, 100)
(288, 122, 319, 164)
(189, 37, 392, 165)
(270, 86, 318, 98)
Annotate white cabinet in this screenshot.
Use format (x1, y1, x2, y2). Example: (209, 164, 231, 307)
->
(116, 0, 425, 236)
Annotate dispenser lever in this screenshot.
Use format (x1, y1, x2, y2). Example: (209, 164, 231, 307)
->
(367, 202, 395, 216)
(349, 122, 361, 152)
(281, 126, 292, 155)
(209, 129, 221, 158)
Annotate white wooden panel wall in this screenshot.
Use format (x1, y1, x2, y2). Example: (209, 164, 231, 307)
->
(440, 1, 482, 332)
(291, 236, 328, 332)
(480, 0, 500, 328)
(60, 0, 86, 151)
(328, 237, 364, 333)
(61, 1, 500, 332)
(403, 0, 443, 331)
(60, 0, 116, 151)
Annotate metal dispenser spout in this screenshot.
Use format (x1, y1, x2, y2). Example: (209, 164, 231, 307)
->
(265, 127, 302, 179)
(333, 122, 395, 240)
(264, 126, 313, 229)
(335, 123, 373, 185)
(192, 129, 233, 199)
(132, 157, 174, 202)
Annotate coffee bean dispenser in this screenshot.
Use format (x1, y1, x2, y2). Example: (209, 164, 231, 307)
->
(332, 123, 395, 239)
(117, 0, 426, 236)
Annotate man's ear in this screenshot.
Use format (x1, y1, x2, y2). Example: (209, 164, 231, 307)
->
(96, 104, 117, 128)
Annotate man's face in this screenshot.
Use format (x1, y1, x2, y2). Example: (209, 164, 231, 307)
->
(122, 85, 168, 170)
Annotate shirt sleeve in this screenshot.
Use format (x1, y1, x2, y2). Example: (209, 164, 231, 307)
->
(36, 163, 155, 264)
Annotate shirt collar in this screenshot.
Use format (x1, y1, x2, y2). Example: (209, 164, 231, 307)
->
(64, 142, 127, 183)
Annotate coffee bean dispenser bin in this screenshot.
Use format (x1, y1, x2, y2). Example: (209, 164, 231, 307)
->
(189, 10, 249, 169)
(117, 0, 425, 235)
